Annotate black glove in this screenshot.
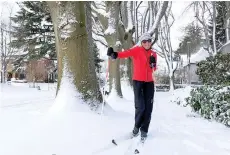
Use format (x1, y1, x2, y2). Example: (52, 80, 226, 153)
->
(149, 55, 156, 68)
(107, 47, 118, 59)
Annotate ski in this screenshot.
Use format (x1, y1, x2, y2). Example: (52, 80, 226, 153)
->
(133, 137, 147, 154)
(112, 133, 137, 146)
(124, 135, 140, 155)
(92, 133, 134, 154)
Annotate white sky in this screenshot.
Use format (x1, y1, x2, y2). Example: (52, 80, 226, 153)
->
(171, 1, 195, 51)
(0, 0, 196, 71)
(0, 1, 19, 28)
(0, 1, 194, 51)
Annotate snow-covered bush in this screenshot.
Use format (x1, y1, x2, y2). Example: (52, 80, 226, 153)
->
(196, 53, 230, 85)
(185, 85, 230, 127)
(170, 86, 192, 106)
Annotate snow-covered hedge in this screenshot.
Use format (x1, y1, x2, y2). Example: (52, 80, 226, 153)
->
(196, 53, 230, 85)
(170, 86, 193, 106)
(185, 85, 230, 127)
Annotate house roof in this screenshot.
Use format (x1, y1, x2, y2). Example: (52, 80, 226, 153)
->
(218, 40, 230, 53)
(181, 47, 210, 67)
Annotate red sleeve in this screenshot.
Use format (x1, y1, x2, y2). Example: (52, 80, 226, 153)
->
(152, 51, 157, 71)
(118, 46, 138, 58)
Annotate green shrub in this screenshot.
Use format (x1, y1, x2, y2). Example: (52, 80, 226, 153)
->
(186, 86, 230, 127)
(196, 53, 230, 85)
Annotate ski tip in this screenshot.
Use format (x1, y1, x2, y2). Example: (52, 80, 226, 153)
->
(112, 139, 117, 145)
(134, 149, 140, 154)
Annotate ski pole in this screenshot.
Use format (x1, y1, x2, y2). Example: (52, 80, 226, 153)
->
(101, 58, 110, 115)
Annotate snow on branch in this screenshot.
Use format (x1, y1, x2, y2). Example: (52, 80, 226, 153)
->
(92, 2, 108, 18)
(104, 4, 117, 35)
(148, 1, 168, 36)
(126, 1, 134, 32)
(17, 2, 34, 13)
(93, 38, 108, 47)
(141, 6, 149, 34)
(58, 5, 77, 40)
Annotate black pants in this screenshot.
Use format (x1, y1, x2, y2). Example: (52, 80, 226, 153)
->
(133, 80, 154, 133)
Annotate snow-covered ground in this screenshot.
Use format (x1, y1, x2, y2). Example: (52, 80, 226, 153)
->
(1, 82, 230, 155)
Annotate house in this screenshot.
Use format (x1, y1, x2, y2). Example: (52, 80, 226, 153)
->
(218, 41, 230, 54)
(176, 47, 210, 84)
(0, 55, 27, 82)
(24, 58, 57, 83)
(1, 55, 57, 83)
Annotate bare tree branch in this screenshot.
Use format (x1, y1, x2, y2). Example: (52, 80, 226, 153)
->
(93, 38, 108, 47)
(148, 1, 169, 39)
(136, 1, 143, 10)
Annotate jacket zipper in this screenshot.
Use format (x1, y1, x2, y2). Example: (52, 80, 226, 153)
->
(145, 51, 149, 82)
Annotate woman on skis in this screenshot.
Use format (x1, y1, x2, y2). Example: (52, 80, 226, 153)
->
(107, 33, 157, 140)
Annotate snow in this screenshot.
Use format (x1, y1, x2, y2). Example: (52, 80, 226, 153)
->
(49, 60, 89, 114)
(104, 9, 116, 35)
(170, 86, 193, 107)
(104, 26, 116, 35)
(115, 41, 121, 47)
(21, 4, 34, 14)
(35, 44, 42, 49)
(92, 2, 108, 18)
(1, 81, 230, 155)
(126, 1, 134, 32)
(41, 17, 53, 27)
(11, 78, 27, 83)
(227, 19, 229, 42)
(190, 47, 210, 63)
(58, 10, 77, 40)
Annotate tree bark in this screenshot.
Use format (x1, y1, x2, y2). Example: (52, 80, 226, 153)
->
(119, 1, 135, 87)
(212, 2, 217, 55)
(47, 1, 102, 108)
(92, 2, 123, 98)
(104, 2, 123, 97)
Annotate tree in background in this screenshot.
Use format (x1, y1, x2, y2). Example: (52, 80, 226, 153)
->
(208, 1, 227, 51)
(9, 2, 103, 84)
(0, 2, 18, 83)
(157, 2, 180, 91)
(92, 1, 168, 97)
(10, 1, 56, 62)
(175, 22, 202, 55)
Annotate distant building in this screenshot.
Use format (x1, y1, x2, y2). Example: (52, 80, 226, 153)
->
(25, 58, 57, 83)
(218, 41, 230, 54)
(0, 55, 27, 82)
(175, 47, 210, 84)
(0, 55, 57, 83)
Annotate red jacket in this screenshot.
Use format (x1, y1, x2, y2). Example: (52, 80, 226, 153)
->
(118, 46, 157, 82)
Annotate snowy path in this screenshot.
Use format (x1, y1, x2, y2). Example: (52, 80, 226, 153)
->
(0, 84, 230, 155)
(105, 91, 230, 155)
(145, 92, 230, 155)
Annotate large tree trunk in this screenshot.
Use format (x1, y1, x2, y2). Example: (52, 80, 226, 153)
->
(92, 2, 123, 98)
(104, 2, 123, 98)
(47, 1, 102, 111)
(119, 1, 135, 87)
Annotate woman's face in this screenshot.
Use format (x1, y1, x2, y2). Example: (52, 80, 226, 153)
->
(141, 39, 152, 50)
